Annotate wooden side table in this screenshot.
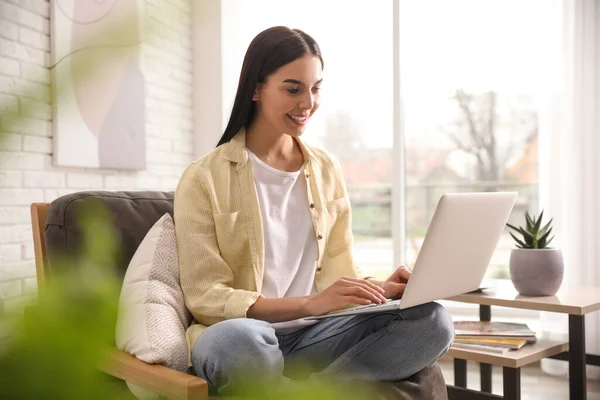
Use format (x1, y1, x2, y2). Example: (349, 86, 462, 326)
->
(445, 334, 569, 400)
(445, 281, 600, 400)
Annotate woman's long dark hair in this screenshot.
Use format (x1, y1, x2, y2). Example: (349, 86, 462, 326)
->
(216, 26, 323, 147)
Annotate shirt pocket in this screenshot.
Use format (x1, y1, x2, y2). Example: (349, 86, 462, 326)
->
(326, 197, 353, 258)
(213, 211, 252, 269)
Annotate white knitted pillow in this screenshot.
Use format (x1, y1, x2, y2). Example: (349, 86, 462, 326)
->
(116, 213, 192, 399)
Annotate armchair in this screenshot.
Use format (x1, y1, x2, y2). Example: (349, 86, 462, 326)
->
(30, 191, 447, 400)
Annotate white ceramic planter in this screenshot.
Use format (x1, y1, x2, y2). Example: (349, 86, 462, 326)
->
(509, 248, 564, 296)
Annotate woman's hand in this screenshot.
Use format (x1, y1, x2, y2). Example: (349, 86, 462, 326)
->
(305, 276, 388, 316)
(379, 265, 412, 300)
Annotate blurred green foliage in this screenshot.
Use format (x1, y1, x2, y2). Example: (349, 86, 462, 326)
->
(0, 202, 131, 399)
(226, 374, 412, 400)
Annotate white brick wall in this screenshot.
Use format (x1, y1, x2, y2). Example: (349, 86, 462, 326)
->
(0, 0, 194, 314)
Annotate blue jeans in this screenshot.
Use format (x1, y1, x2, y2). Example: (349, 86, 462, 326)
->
(191, 302, 454, 395)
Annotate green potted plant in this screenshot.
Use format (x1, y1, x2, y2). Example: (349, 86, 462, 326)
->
(507, 210, 563, 296)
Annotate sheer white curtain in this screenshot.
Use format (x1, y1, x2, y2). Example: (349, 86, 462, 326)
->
(539, 0, 600, 379)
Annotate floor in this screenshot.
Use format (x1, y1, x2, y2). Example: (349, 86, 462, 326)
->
(438, 358, 600, 399)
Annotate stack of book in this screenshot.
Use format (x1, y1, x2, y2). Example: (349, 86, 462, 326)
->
(453, 321, 537, 354)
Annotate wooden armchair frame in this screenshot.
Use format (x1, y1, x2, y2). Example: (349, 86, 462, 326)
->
(30, 203, 209, 400)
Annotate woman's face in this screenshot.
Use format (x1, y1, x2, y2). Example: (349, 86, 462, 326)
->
(253, 54, 323, 137)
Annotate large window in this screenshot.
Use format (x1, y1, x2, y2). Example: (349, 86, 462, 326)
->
(400, 0, 556, 281)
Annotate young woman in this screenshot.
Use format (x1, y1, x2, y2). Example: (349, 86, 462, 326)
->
(174, 26, 454, 395)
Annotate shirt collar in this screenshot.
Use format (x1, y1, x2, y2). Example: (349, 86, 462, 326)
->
(221, 129, 319, 167)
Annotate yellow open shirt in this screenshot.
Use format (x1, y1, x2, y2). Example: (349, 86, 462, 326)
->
(174, 130, 367, 364)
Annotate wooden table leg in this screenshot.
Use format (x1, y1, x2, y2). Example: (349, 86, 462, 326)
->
(454, 358, 467, 387)
(569, 314, 586, 400)
(480, 304, 492, 393)
(481, 363, 492, 393)
(503, 367, 521, 400)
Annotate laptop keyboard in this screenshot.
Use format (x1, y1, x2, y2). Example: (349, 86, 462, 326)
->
(328, 299, 403, 314)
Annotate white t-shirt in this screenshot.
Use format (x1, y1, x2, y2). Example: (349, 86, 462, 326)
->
(248, 149, 319, 334)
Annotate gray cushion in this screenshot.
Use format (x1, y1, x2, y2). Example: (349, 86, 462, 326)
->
(45, 191, 174, 281)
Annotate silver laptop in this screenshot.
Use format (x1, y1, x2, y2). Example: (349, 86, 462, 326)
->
(307, 192, 518, 320)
